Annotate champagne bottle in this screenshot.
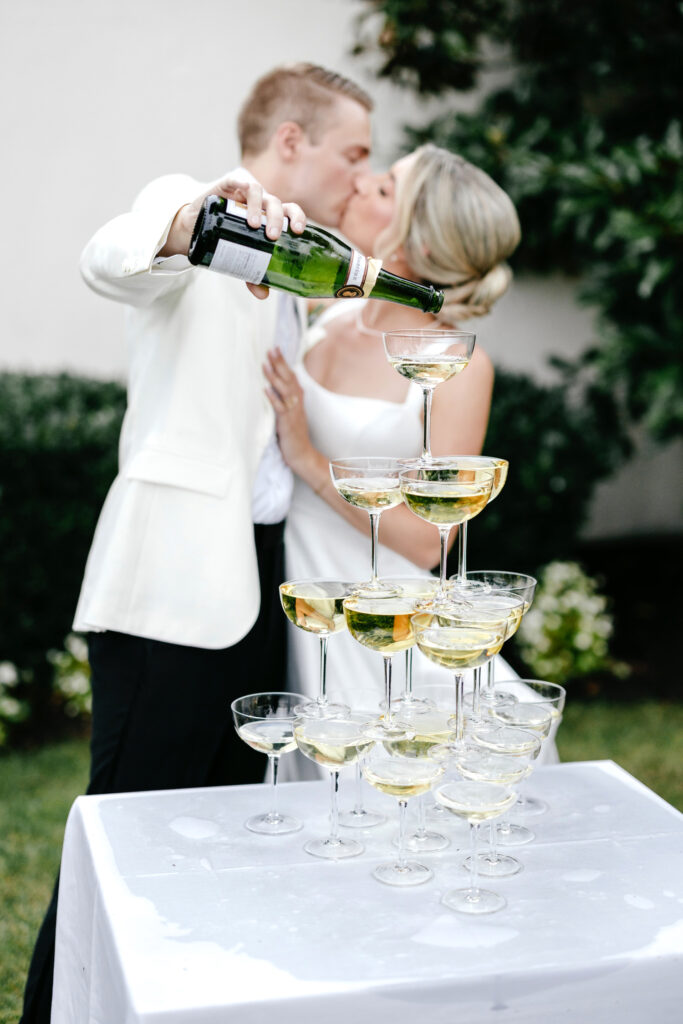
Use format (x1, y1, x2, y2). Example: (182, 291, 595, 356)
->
(187, 195, 444, 314)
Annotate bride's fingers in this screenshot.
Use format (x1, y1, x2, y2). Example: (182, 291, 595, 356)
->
(267, 348, 300, 391)
(265, 386, 286, 414)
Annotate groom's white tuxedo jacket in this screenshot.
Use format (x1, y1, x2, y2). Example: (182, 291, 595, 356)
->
(74, 172, 301, 649)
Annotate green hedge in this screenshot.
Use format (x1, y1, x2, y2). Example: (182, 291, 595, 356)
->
(0, 374, 125, 739)
(0, 367, 628, 745)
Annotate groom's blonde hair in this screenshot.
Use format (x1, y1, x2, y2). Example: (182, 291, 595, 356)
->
(377, 144, 521, 324)
(238, 63, 373, 157)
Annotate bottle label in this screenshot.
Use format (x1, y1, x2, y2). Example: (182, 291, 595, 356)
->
(209, 238, 271, 283)
(336, 249, 369, 298)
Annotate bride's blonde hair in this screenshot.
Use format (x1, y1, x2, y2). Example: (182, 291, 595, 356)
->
(376, 144, 521, 323)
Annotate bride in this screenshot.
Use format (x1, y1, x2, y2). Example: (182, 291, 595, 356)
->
(264, 144, 551, 757)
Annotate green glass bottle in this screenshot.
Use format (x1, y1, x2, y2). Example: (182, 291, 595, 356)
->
(187, 195, 444, 314)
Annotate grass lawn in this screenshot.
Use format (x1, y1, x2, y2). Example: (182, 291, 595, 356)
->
(1, 701, 681, 1023)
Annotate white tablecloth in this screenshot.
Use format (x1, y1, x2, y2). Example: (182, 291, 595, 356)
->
(52, 761, 683, 1023)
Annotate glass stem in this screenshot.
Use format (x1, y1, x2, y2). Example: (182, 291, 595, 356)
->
(453, 672, 464, 743)
(369, 511, 381, 583)
(383, 655, 393, 727)
(397, 799, 409, 870)
(457, 520, 468, 583)
(438, 526, 451, 597)
(416, 794, 427, 840)
(269, 755, 280, 820)
(353, 762, 364, 815)
(468, 822, 481, 896)
(487, 819, 499, 865)
(472, 666, 482, 720)
(329, 770, 340, 842)
(485, 657, 495, 701)
(318, 635, 328, 704)
(422, 386, 434, 462)
(404, 647, 413, 698)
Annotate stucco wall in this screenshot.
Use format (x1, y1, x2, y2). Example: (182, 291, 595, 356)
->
(1, 0, 680, 537)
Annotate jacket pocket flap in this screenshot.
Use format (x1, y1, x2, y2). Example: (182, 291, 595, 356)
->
(124, 449, 230, 497)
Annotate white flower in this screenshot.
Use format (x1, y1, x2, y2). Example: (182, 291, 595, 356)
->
(64, 634, 88, 662)
(0, 662, 19, 686)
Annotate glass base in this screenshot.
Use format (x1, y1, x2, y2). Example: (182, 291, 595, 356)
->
(425, 800, 450, 821)
(373, 860, 433, 887)
(477, 690, 517, 711)
(448, 579, 490, 599)
(515, 795, 549, 817)
(386, 694, 435, 714)
(293, 699, 350, 720)
(338, 807, 386, 829)
(442, 886, 506, 914)
(466, 852, 522, 877)
(352, 579, 401, 598)
(396, 829, 450, 853)
(245, 812, 302, 836)
(304, 836, 364, 859)
(496, 822, 535, 846)
(363, 720, 414, 741)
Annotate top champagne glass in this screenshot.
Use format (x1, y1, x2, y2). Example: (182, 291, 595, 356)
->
(383, 330, 476, 463)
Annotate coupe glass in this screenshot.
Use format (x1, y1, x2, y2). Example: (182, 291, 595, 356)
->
(294, 713, 375, 859)
(454, 570, 537, 711)
(411, 612, 505, 753)
(400, 460, 495, 604)
(376, 576, 440, 714)
(279, 579, 352, 719)
(471, 720, 543, 847)
(383, 699, 455, 852)
(343, 592, 419, 740)
(338, 758, 387, 830)
(329, 457, 404, 596)
(435, 592, 524, 722)
(448, 457, 509, 589)
(362, 746, 444, 885)
(382, 329, 476, 463)
(436, 781, 517, 914)
(454, 746, 532, 878)
(231, 692, 307, 835)
(492, 679, 566, 816)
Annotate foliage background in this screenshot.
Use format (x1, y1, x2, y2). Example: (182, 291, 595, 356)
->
(354, 0, 683, 441)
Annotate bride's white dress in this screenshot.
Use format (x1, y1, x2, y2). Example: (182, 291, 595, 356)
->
(283, 301, 558, 773)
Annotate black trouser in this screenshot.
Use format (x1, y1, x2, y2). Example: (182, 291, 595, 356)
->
(20, 521, 286, 1023)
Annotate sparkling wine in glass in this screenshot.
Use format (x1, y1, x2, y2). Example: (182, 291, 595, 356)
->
(436, 780, 517, 913)
(231, 692, 307, 835)
(400, 460, 495, 603)
(362, 745, 444, 885)
(279, 579, 351, 719)
(294, 713, 376, 859)
(343, 592, 420, 740)
(329, 457, 404, 596)
(383, 329, 476, 463)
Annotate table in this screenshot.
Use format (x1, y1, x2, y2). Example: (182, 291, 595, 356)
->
(51, 761, 683, 1023)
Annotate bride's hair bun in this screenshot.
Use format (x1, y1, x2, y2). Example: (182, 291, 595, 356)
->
(437, 263, 513, 324)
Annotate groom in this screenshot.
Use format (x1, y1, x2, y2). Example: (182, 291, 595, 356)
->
(21, 62, 372, 1022)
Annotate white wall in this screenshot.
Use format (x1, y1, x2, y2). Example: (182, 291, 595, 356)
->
(1, 0, 680, 537)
